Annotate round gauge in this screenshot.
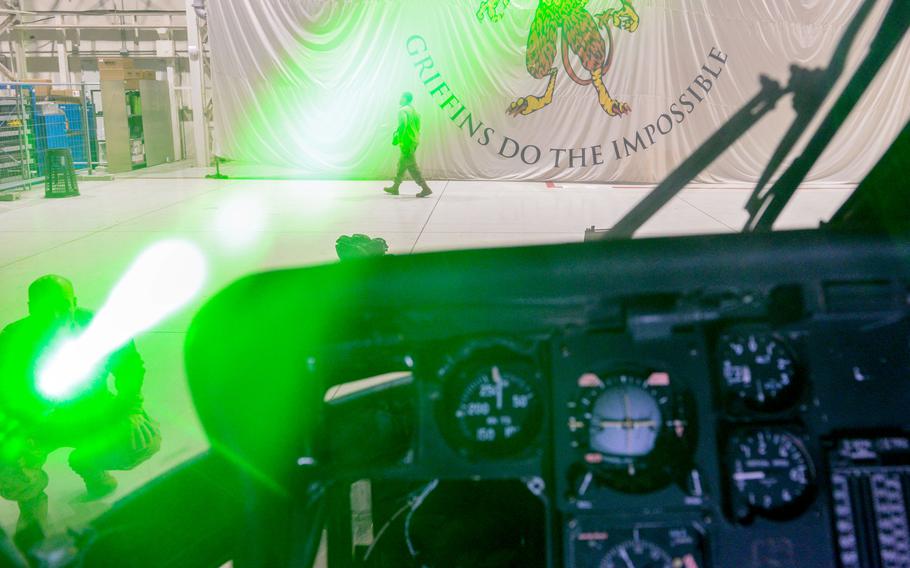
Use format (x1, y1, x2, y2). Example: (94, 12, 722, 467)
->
(727, 429, 815, 520)
(441, 359, 543, 457)
(718, 334, 799, 410)
(600, 539, 672, 568)
(568, 372, 695, 493)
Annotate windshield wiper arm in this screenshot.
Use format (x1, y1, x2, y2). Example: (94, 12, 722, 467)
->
(589, 76, 788, 241)
(587, 0, 900, 241)
(745, 0, 880, 218)
(744, 0, 910, 232)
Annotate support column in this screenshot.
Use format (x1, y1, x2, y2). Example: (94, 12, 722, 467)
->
(185, 0, 208, 167)
(68, 28, 83, 84)
(158, 25, 183, 160)
(57, 41, 70, 84)
(13, 30, 27, 78)
(12, 0, 27, 78)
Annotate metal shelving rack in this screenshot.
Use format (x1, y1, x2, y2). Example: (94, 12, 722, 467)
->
(0, 85, 36, 190)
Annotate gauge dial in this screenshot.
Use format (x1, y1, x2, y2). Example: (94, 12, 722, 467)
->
(727, 429, 815, 520)
(442, 360, 542, 457)
(718, 334, 799, 410)
(600, 539, 673, 568)
(589, 383, 662, 457)
(569, 524, 704, 568)
(568, 372, 695, 493)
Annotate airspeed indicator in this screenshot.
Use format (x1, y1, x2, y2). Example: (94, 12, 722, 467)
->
(440, 355, 543, 458)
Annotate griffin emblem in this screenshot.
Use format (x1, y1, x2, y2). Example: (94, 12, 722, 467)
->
(477, 0, 640, 117)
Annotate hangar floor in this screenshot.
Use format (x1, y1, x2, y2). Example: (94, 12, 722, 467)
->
(0, 161, 853, 535)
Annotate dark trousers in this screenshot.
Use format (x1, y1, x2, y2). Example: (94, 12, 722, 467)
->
(392, 149, 430, 190)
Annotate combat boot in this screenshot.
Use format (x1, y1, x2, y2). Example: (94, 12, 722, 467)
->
(14, 492, 47, 554)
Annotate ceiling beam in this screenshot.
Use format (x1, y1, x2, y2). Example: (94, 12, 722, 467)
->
(13, 24, 186, 30)
(13, 10, 183, 15)
(0, 13, 15, 33)
(0, 58, 15, 80)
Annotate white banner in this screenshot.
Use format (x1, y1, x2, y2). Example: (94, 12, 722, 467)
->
(208, 0, 910, 183)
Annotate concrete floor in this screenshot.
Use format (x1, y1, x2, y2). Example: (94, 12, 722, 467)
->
(0, 163, 853, 536)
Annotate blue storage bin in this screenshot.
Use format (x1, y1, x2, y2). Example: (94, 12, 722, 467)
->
(33, 102, 98, 174)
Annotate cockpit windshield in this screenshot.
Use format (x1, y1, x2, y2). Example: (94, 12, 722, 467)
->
(0, 1, 908, 567)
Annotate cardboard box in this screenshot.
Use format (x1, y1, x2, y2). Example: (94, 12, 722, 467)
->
(100, 69, 156, 83)
(30, 78, 52, 97)
(100, 69, 128, 81)
(51, 88, 82, 99)
(98, 58, 134, 71)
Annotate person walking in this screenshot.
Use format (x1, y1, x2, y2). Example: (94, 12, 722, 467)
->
(384, 92, 433, 198)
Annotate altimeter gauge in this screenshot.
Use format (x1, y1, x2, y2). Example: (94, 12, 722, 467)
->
(440, 356, 543, 458)
(727, 428, 815, 521)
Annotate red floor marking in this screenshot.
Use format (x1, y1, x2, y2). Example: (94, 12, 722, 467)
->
(545, 181, 560, 189)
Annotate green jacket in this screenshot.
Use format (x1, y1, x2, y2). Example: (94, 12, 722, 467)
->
(0, 309, 145, 442)
(395, 104, 421, 153)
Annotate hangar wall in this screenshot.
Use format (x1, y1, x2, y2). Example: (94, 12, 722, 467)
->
(208, 0, 910, 183)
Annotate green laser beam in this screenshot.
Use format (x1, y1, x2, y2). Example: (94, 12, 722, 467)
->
(37, 240, 208, 400)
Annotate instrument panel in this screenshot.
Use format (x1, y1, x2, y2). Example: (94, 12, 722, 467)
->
(325, 285, 910, 567)
(396, 308, 910, 568)
(184, 232, 910, 568)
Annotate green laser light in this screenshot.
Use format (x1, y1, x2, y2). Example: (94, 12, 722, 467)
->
(37, 239, 208, 400)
